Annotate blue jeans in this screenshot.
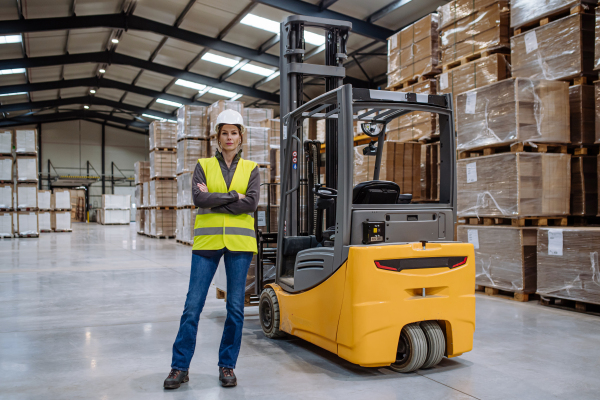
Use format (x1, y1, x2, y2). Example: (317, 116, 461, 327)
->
(171, 249, 253, 370)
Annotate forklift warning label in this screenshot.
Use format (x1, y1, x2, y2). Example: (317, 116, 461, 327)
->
(467, 229, 479, 249)
(547, 229, 563, 256)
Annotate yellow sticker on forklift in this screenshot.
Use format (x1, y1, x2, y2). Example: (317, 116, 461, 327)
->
(373, 228, 377, 233)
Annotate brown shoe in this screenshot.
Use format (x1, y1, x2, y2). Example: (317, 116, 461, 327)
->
(164, 369, 189, 389)
(219, 367, 237, 387)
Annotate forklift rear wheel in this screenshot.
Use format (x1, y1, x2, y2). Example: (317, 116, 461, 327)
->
(420, 321, 445, 369)
(390, 323, 427, 373)
(259, 288, 286, 338)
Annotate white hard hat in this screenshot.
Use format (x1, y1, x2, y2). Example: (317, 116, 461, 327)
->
(214, 109, 245, 135)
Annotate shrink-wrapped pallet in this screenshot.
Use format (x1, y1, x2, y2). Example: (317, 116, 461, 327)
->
(102, 194, 130, 209)
(457, 153, 571, 217)
(135, 185, 143, 208)
(136, 208, 145, 233)
(511, 14, 595, 81)
(569, 85, 595, 145)
(458, 225, 538, 293)
(243, 108, 274, 128)
(177, 172, 194, 207)
(150, 150, 176, 179)
(456, 78, 570, 151)
(51, 211, 72, 231)
(437, 0, 500, 31)
(0, 184, 13, 209)
(595, 81, 600, 144)
(597, 6, 600, 70)
(150, 208, 176, 237)
(16, 157, 37, 182)
(134, 161, 150, 184)
(437, 53, 511, 108)
(242, 127, 270, 165)
(0, 130, 11, 154)
(15, 129, 36, 154)
(143, 182, 150, 207)
(421, 143, 440, 201)
(537, 227, 600, 305)
(387, 80, 437, 142)
(440, 2, 510, 65)
(256, 204, 278, 233)
(51, 189, 71, 210)
(269, 119, 280, 148)
(354, 142, 394, 185)
(177, 105, 208, 140)
(144, 209, 150, 233)
(177, 139, 207, 174)
(511, 0, 596, 29)
(176, 208, 195, 244)
(571, 156, 597, 216)
(0, 156, 12, 181)
(208, 100, 243, 134)
(17, 211, 38, 236)
(17, 184, 37, 209)
(149, 121, 177, 150)
(100, 209, 130, 224)
(0, 212, 12, 237)
(38, 190, 51, 210)
(150, 180, 176, 207)
(258, 167, 271, 205)
(39, 211, 51, 232)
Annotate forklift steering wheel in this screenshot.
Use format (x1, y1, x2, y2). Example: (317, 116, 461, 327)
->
(313, 187, 338, 199)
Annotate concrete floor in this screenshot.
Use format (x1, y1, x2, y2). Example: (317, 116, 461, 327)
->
(1, 224, 600, 400)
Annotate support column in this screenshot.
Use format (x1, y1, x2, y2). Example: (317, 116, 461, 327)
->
(37, 123, 42, 190)
(101, 124, 105, 194)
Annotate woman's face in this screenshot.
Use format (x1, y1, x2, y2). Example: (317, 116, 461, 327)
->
(219, 124, 241, 152)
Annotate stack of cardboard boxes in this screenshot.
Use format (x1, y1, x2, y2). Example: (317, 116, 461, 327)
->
(134, 161, 150, 234)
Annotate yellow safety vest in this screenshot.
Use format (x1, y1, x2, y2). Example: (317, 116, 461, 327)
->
(193, 156, 258, 254)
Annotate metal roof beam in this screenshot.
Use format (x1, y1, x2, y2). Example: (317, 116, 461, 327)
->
(0, 110, 149, 129)
(318, 0, 339, 11)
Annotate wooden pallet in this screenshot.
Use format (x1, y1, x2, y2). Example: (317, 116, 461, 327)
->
(216, 288, 258, 307)
(40, 229, 52, 233)
(0, 208, 13, 212)
(387, 73, 436, 91)
(16, 234, 39, 238)
(476, 285, 535, 302)
(151, 206, 177, 210)
(150, 177, 176, 181)
(460, 216, 568, 227)
(150, 147, 176, 152)
(53, 208, 72, 212)
(442, 48, 510, 72)
(177, 137, 210, 142)
(513, 4, 594, 35)
(148, 235, 175, 239)
(459, 142, 568, 159)
(539, 296, 600, 316)
(16, 208, 39, 212)
(176, 239, 193, 246)
(54, 229, 72, 232)
(568, 216, 600, 226)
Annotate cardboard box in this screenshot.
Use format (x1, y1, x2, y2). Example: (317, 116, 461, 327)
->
(388, 14, 438, 54)
(0, 130, 12, 154)
(440, 2, 510, 49)
(0, 212, 12, 237)
(0, 156, 12, 181)
(143, 182, 150, 207)
(144, 209, 150, 233)
(177, 139, 208, 174)
(437, 0, 500, 30)
(571, 156, 597, 216)
(135, 184, 143, 208)
(177, 172, 194, 207)
(177, 105, 208, 140)
(17, 184, 37, 209)
(102, 194, 130, 209)
(38, 190, 51, 210)
(537, 227, 600, 305)
(569, 85, 595, 145)
(421, 142, 440, 201)
(136, 208, 145, 233)
(176, 208, 196, 244)
(456, 78, 570, 151)
(243, 108, 274, 128)
(511, 0, 596, 29)
(51, 189, 71, 210)
(258, 167, 271, 205)
(256, 205, 278, 233)
(150, 150, 177, 179)
(269, 119, 280, 148)
(386, 80, 437, 143)
(150, 180, 176, 207)
(150, 209, 176, 237)
(51, 211, 72, 231)
(457, 153, 571, 218)
(134, 161, 150, 184)
(458, 225, 538, 293)
(149, 121, 177, 150)
(243, 127, 270, 165)
(15, 129, 37, 154)
(511, 14, 595, 81)
(0, 183, 13, 209)
(16, 156, 37, 182)
(441, 25, 510, 65)
(595, 81, 600, 144)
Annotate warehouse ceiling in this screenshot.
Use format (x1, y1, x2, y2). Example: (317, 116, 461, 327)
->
(0, 0, 447, 134)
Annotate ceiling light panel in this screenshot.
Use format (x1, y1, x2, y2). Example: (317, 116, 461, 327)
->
(175, 79, 206, 91)
(0, 68, 26, 75)
(0, 92, 27, 97)
(241, 64, 275, 77)
(201, 53, 238, 68)
(208, 88, 237, 98)
(156, 98, 183, 107)
(240, 14, 280, 34)
(0, 35, 22, 44)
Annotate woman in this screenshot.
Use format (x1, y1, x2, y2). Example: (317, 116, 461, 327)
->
(164, 109, 260, 389)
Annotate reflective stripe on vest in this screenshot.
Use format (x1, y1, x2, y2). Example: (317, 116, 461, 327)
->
(192, 157, 258, 254)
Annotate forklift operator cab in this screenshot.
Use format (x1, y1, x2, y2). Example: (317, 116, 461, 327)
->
(257, 15, 475, 373)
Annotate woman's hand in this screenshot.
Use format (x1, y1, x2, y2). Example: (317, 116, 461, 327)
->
(238, 193, 246, 200)
(197, 183, 208, 193)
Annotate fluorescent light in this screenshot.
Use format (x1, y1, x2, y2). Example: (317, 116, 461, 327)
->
(304, 31, 325, 46)
(90, 89, 96, 94)
(84, 105, 89, 109)
(230, 94, 242, 101)
(166, 119, 177, 123)
(175, 79, 206, 91)
(241, 64, 275, 77)
(209, 88, 237, 98)
(0, 35, 22, 44)
(240, 14, 279, 34)
(111, 38, 119, 44)
(0, 68, 25, 75)
(264, 70, 280, 83)
(196, 86, 212, 97)
(201, 53, 238, 67)
(99, 69, 106, 73)
(0, 92, 27, 97)
(156, 98, 183, 108)
(142, 114, 165, 121)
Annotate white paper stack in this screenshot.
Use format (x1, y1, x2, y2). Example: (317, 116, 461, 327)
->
(143, 182, 149, 207)
(103, 209, 130, 224)
(0, 158, 12, 181)
(15, 130, 36, 154)
(17, 185, 37, 209)
(53, 211, 72, 231)
(39, 211, 51, 231)
(53, 191, 71, 209)
(17, 158, 37, 181)
(0, 212, 12, 237)
(38, 191, 51, 210)
(0, 131, 11, 154)
(102, 194, 130, 209)
(17, 212, 38, 236)
(0, 184, 12, 209)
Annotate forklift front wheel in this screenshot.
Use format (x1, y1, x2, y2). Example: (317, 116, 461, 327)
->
(259, 288, 286, 338)
(389, 323, 427, 373)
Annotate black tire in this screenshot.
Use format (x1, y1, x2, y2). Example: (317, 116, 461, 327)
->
(389, 323, 427, 373)
(420, 321, 445, 369)
(259, 288, 286, 338)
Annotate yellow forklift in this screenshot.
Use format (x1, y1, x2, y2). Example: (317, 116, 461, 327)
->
(255, 16, 475, 372)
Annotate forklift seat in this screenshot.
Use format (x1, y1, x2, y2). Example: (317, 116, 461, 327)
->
(352, 180, 401, 204)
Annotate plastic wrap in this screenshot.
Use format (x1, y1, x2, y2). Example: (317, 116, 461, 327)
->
(144, 209, 150, 233)
(258, 167, 271, 205)
(0, 212, 12, 237)
(51, 190, 71, 210)
(569, 85, 595, 145)
(437, 0, 500, 30)
(537, 227, 600, 305)
(101, 209, 130, 224)
(143, 182, 150, 207)
(0, 130, 11, 154)
(177, 105, 208, 140)
(38, 190, 51, 210)
(269, 119, 280, 148)
(15, 130, 36, 154)
(136, 208, 145, 233)
(150, 179, 176, 207)
(102, 194, 130, 209)
(511, 0, 596, 28)
(149, 209, 176, 236)
(243, 108, 274, 128)
(511, 14, 595, 81)
(17, 211, 38, 235)
(134, 185, 142, 208)
(420, 143, 440, 201)
(243, 127, 270, 165)
(177, 172, 193, 207)
(571, 156, 597, 215)
(17, 184, 37, 209)
(176, 208, 195, 244)
(0, 184, 13, 209)
(134, 161, 150, 184)
(177, 139, 207, 174)
(16, 157, 37, 181)
(0, 157, 12, 181)
(39, 211, 51, 232)
(456, 78, 570, 151)
(208, 100, 244, 134)
(458, 225, 537, 292)
(150, 150, 176, 179)
(51, 211, 71, 231)
(387, 80, 437, 142)
(149, 121, 177, 150)
(457, 153, 571, 217)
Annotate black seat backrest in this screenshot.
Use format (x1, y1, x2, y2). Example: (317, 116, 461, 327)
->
(352, 180, 401, 204)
